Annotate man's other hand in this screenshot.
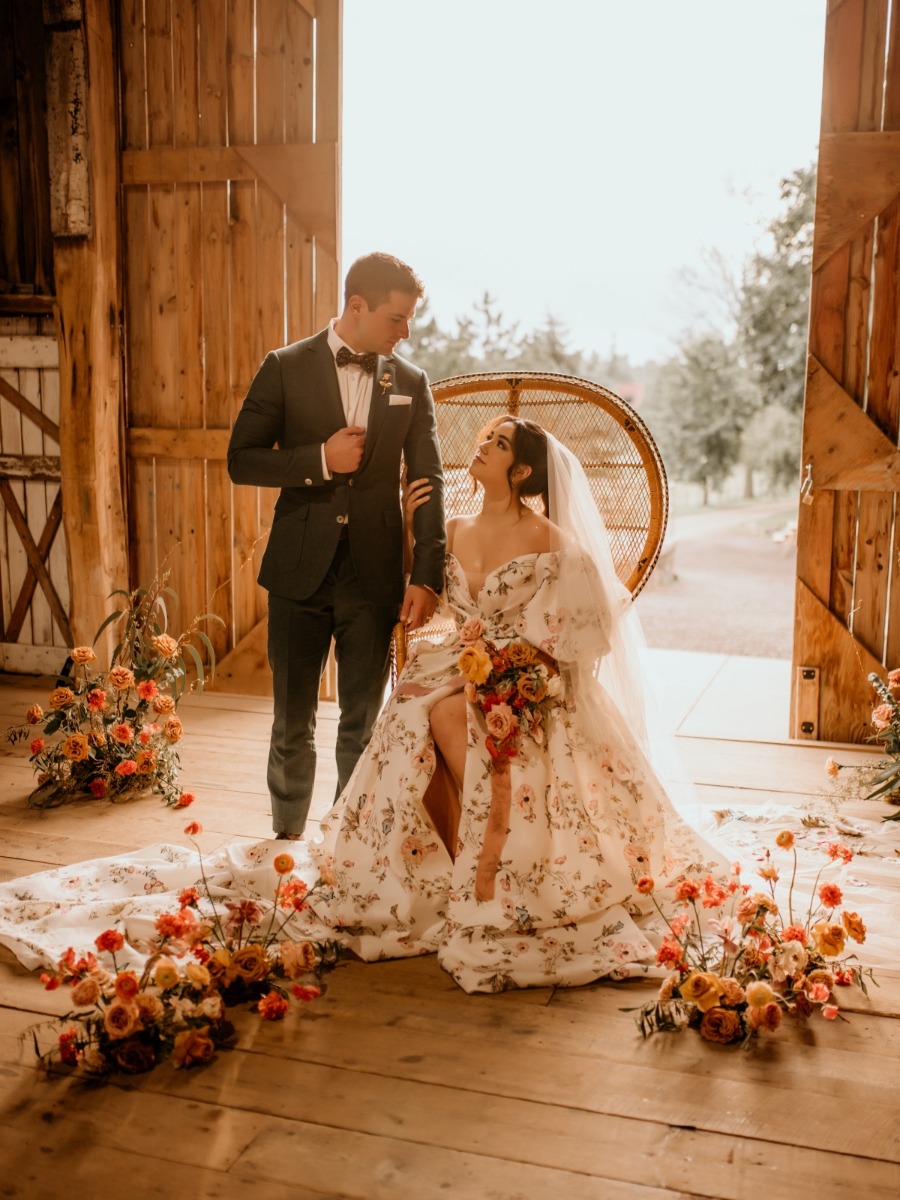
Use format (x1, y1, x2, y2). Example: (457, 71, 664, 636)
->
(324, 426, 366, 474)
(400, 583, 438, 631)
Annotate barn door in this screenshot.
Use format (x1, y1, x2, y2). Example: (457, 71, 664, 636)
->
(117, 0, 341, 686)
(792, 0, 900, 742)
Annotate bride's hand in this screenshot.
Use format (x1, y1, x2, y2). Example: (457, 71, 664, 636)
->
(401, 471, 433, 530)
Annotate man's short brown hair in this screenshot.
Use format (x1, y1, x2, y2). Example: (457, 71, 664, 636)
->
(343, 252, 425, 309)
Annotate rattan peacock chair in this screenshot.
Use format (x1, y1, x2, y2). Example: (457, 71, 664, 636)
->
(391, 370, 669, 680)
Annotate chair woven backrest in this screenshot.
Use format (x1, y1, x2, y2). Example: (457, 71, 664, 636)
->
(431, 371, 668, 598)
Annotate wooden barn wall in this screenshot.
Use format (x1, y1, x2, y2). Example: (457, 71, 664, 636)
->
(792, 0, 900, 742)
(118, 0, 341, 677)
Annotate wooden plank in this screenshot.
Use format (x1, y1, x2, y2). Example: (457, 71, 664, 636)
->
(0, 374, 59, 440)
(40, 366, 68, 642)
(4, 489, 62, 644)
(804, 355, 900, 488)
(0, 337, 59, 370)
(813, 131, 900, 268)
(0, 480, 72, 645)
(17, 369, 50, 647)
(0, 368, 28, 650)
(198, 0, 235, 666)
(44, 24, 92, 236)
(0, 455, 61, 481)
(0, 3, 21, 294)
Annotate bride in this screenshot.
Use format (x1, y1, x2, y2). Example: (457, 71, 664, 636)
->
(0, 419, 727, 994)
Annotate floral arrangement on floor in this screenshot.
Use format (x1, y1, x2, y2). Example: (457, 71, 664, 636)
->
(31, 824, 340, 1077)
(823, 669, 900, 821)
(6, 574, 220, 809)
(631, 832, 874, 1045)
(456, 618, 562, 760)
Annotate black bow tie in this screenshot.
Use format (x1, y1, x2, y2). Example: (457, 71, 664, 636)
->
(335, 346, 378, 373)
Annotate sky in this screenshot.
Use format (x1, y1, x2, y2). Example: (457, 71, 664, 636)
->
(341, 1, 825, 363)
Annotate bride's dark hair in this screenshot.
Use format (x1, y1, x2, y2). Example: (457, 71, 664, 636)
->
(479, 416, 551, 516)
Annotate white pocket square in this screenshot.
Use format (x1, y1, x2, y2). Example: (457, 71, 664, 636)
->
(389, 394, 412, 406)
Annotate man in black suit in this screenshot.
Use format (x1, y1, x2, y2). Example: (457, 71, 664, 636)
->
(228, 253, 445, 838)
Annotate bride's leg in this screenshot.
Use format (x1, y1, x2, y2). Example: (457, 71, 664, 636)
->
(423, 693, 467, 857)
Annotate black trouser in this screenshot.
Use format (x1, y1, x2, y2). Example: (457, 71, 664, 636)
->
(266, 540, 397, 834)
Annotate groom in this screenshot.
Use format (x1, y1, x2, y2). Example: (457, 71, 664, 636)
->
(228, 252, 445, 837)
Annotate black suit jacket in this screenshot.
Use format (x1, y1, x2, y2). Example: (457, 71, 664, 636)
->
(227, 329, 446, 607)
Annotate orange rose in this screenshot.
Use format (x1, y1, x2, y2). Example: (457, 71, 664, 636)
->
(114, 970, 140, 1001)
(279, 941, 317, 978)
(699, 1006, 743, 1044)
(60, 734, 90, 762)
(102, 1001, 139, 1041)
(25, 704, 44, 724)
(153, 694, 176, 715)
(841, 911, 866, 944)
(134, 992, 164, 1022)
(135, 749, 156, 775)
(70, 977, 101, 1007)
(48, 687, 75, 710)
(172, 1026, 215, 1068)
(517, 674, 548, 703)
(70, 646, 96, 665)
(506, 642, 538, 667)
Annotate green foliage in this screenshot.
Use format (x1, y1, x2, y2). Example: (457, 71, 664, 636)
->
(740, 404, 803, 491)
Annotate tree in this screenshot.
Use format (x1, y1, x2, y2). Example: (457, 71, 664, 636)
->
(651, 333, 761, 504)
(738, 165, 815, 414)
(740, 404, 803, 491)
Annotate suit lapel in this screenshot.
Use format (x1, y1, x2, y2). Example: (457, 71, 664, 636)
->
(360, 357, 395, 467)
(309, 329, 346, 430)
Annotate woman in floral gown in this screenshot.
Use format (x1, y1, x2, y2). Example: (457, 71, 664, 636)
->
(0, 419, 727, 995)
(296, 417, 727, 992)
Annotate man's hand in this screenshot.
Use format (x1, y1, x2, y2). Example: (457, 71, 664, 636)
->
(400, 583, 438, 631)
(324, 426, 366, 474)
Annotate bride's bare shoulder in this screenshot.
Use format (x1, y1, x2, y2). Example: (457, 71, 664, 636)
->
(445, 514, 474, 553)
(523, 510, 566, 553)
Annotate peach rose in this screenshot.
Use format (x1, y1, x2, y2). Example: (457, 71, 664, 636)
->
(279, 941, 317, 978)
(184, 961, 211, 989)
(134, 992, 164, 1022)
(153, 694, 176, 715)
(485, 702, 517, 743)
(163, 716, 184, 743)
(172, 1026, 214, 1068)
(108, 666, 135, 690)
(680, 971, 725, 1013)
(25, 704, 44, 724)
(458, 617, 485, 645)
(699, 1007, 743, 1044)
(135, 749, 156, 775)
(152, 633, 179, 658)
(70, 646, 96, 665)
(48, 687, 74, 709)
(70, 976, 101, 1007)
(457, 644, 492, 685)
(231, 944, 271, 984)
(744, 980, 775, 1007)
(102, 1001, 139, 1041)
(871, 703, 894, 730)
(60, 734, 90, 762)
(824, 757, 840, 779)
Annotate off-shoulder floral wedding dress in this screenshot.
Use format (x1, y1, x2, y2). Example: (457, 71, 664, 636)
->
(0, 549, 726, 994)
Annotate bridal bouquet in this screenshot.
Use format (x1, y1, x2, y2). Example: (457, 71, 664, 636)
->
(32, 826, 340, 1077)
(632, 833, 873, 1045)
(824, 669, 900, 820)
(7, 574, 219, 809)
(457, 619, 562, 760)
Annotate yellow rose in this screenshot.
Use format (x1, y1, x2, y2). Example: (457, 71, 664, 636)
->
(61, 734, 90, 762)
(841, 911, 866, 944)
(231, 944, 271, 984)
(70, 646, 96, 665)
(184, 961, 211, 989)
(679, 971, 725, 1013)
(812, 921, 846, 958)
(517, 674, 547, 703)
(207, 946, 235, 983)
(457, 644, 492, 685)
(48, 687, 74, 710)
(108, 666, 135, 690)
(699, 1006, 743, 1044)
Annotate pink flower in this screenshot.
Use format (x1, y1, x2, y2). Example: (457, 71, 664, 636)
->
(674, 879, 701, 902)
(871, 703, 894, 730)
(112, 723, 135, 745)
(822, 1004, 840, 1020)
(114, 760, 137, 777)
(459, 617, 485, 645)
(485, 702, 517, 744)
(700, 876, 730, 909)
(137, 680, 159, 700)
(636, 876, 654, 894)
(87, 688, 107, 712)
(824, 757, 840, 779)
(808, 982, 831, 1004)
(823, 842, 853, 864)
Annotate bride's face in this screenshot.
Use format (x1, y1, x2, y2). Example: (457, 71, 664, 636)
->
(470, 421, 517, 490)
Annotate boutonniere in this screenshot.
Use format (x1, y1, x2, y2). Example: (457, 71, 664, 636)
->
(378, 371, 392, 396)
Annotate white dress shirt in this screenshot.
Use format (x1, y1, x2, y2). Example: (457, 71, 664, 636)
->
(322, 321, 373, 479)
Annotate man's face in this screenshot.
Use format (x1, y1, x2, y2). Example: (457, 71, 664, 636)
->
(351, 290, 418, 356)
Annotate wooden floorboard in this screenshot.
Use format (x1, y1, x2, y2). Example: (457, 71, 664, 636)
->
(0, 666, 898, 1199)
